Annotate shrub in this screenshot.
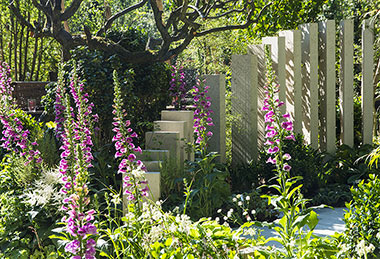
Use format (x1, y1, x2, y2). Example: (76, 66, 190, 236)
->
(343, 174, 380, 257)
(42, 28, 171, 146)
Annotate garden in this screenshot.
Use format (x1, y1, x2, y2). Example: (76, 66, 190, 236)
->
(1, 0, 380, 258)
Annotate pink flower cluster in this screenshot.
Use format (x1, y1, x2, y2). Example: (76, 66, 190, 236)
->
(262, 81, 295, 172)
(191, 79, 214, 156)
(57, 68, 98, 258)
(0, 62, 13, 100)
(113, 71, 148, 201)
(169, 65, 187, 110)
(0, 62, 42, 165)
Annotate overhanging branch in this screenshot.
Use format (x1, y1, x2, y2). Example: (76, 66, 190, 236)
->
(96, 0, 148, 36)
(60, 0, 84, 21)
(196, 2, 272, 37)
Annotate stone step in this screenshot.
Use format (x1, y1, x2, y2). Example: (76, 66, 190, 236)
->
(122, 171, 161, 213)
(161, 110, 194, 161)
(154, 120, 186, 163)
(143, 160, 162, 172)
(144, 171, 161, 202)
(145, 131, 180, 165)
(136, 149, 169, 161)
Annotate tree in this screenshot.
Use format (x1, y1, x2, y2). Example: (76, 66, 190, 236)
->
(9, 0, 271, 64)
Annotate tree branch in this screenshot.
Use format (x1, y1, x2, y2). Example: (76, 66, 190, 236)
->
(196, 2, 272, 37)
(204, 7, 245, 19)
(60, 0, 84, 21)
(96, 0, 148, 36)
(32, 0, 52, 17)
(9, 2, 36, 31)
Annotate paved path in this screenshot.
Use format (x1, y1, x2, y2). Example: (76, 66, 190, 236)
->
(257, 207, 346, 246)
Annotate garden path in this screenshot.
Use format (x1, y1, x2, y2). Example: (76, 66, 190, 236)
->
(257, 207, 346, 246)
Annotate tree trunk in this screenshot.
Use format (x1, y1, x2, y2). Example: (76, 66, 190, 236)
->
(0, 24, 4, 62)
(35, 37, 43, 81)
(9, 17, 13, 73)
(19, 24, 24, 80)
(23, 14, 30, 80)
(13, 20, 18, 80)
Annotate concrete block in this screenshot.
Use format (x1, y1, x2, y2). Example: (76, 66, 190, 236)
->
(136, 149, 169, 161)
(318, 20, 336, 154)
(279, 30, 303, 135)
(231, 54, 258, 166)
(161, 110, 194, 161)
(154, 120, 186, 163)
(143, 160, 163, 172)
(300, 23, 319, 149)
(204, 74, 226, 163)
(339, 20, 354, 147)
(145, 131, 181, 165)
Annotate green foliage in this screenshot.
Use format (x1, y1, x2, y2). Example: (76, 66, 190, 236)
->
(343, 174, 380, 257)
(96, 190, 263, 259)
(230, 134, 324, 196)
(0, 155, 61, 258)
(185, 153, 231, 220)
(43, 28, 171, 145)
(37, 125, 60, 168)
(310, 184, 352, 207)
(220, 190, 278, 225)
(322, 144, 379, 185)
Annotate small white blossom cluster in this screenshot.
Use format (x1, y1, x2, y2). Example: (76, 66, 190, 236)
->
(24, 168, 64, 207)
(356, 240, 375, 258)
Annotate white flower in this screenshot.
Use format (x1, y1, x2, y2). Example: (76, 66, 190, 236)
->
(131, 168, 145, 178)
(217, 209, 222, 213)
(232, 197, 237, 202)
(251, 209, 256, 215)
(356, 240, 375, 257)
(245, 196, 250, 201)
(236, 194, 241, 199)
(238, 201, 243, 206)
(243, 211, 248, 216)
(376, 232, 380, 240)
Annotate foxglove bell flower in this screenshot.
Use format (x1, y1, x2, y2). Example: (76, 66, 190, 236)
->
(112, 71, 148, 202)
(191, 79, 214, 158)
(57, 65, 98, 258)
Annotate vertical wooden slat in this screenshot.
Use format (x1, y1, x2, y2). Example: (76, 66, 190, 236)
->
(205, 74, 226, 163)
(262, 36, 286, 113)
(362, 19, 374, 145)
(318, 20, 336, 154)
(300, 23, 319, 149)
(231, 55, 258, 165)
(339, 20, 354, 147)
(247, 45, 266, 150)
(279, 30, 302, 135)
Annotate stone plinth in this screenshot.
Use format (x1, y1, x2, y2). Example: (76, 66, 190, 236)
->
(161, 110, 194, 161)
(205, 74, 226, 163)
(145, 131, 181, 165)
(154, 120, 186, 163)
(136, 149, 169, 161)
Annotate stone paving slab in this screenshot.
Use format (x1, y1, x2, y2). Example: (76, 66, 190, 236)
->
(257, 207, 346, 246)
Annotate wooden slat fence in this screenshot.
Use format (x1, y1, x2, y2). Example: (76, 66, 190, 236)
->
(229, 19, 375, 165)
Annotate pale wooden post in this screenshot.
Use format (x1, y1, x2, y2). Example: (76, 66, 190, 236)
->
(279, 30, 303, 135)
(362, 19, 374, 145)
(318, 20, 336, 154)
(205, 74, 226, 163)
(300, 23, 319, 149)
(339, 20, 354, 147)
(262, 36, 286, 113)
(247, 45, 266, 150)
(231, 55, 258, 165)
